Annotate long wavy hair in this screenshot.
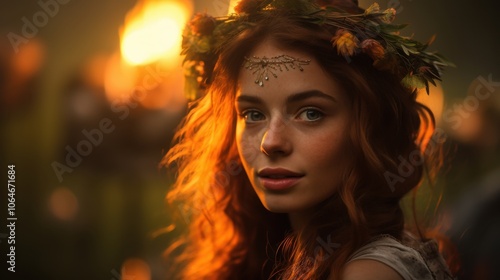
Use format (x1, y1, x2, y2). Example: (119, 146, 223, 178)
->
(162, 7, 448, 280)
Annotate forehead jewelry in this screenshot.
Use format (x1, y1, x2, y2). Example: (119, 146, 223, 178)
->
(243, 54, 311, 87)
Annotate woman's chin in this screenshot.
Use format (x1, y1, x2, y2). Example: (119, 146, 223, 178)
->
(260, 199, 310, 214)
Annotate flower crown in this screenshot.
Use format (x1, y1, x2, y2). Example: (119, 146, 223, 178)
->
(181, 0, 453, 100)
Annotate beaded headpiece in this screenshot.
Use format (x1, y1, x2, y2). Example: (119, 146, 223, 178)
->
(181, 0, 453, 100)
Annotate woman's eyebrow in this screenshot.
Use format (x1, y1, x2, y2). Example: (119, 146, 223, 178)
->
(286, 90, 337, 104)
(235, 90, 337, 105)
(236, 95, 263, 104)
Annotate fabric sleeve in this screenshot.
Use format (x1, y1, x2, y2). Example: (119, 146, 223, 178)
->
(346, 236, 435, 280)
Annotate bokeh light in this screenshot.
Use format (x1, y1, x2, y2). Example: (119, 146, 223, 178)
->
(11, 39, 45, 78)
(49, 187, 79, 221)
(121, 258, 151, 280)
(104, 52, 138, 102)
(120, 0, 192, 66)
(228, 0, 239, 14)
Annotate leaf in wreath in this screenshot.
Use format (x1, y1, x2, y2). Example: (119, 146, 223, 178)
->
(401, 44, 410, 56)
(422, 66, 441, 80)
(381, 8, 396, 23)
(379, 23, 408, 33)
(426, 76, 438, 86)
(432, 53, 456, 67)
(192, 36, 211, 53)
(364, 3, 380, 14)
(425, 34, 436, 47)
(401, 74, 426, 89)
(424, 81, 430, 94)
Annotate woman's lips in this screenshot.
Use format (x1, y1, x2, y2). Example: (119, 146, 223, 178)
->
(258, 176, 303, 191)
(257, 168, 304, 191)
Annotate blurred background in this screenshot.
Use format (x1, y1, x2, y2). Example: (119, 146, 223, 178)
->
(0, 0, 499, 279)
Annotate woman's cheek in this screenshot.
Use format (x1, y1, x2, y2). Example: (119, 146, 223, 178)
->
(236, 129, 261, 166)
(306, 130, 349, 169)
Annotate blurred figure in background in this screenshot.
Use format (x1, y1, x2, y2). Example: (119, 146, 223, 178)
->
(46, 53, 186, 279)
(444, 77, 500, 280)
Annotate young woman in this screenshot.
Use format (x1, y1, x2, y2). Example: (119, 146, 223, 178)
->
(163, 0, 456, 279)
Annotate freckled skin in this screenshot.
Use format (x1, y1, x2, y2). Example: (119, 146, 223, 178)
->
(235, 39, 353, 220)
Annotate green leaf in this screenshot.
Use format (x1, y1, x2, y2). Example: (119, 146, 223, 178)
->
(401, 44, 410, 56)
(379, 23, 408, 33)
(401, 74, 426, 89)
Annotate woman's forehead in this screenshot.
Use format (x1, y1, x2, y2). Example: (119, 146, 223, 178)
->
(238, 40, 313, 87)
(245, 38, 309, 61)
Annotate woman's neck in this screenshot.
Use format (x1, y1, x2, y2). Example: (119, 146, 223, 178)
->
(288, 208, 316, 232)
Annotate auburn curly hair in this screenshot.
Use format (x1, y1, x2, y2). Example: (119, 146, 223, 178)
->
(162, 6, 454, 280)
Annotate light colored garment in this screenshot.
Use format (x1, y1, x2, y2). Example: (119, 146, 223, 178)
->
(347, 233, 455, 280)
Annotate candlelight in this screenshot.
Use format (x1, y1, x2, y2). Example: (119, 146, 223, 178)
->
(120, 0, 192, 66)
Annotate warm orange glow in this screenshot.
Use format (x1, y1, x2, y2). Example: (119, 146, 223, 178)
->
(49, 187, 79, 221)
(103, 51, 187, 109)
(448, 110, 483, 143)
(82, 54, 108, 88)
(11, 39, 45, 78)
(416, 84, 444, 150)
(121, 258, 151, 280)
(417, 84, 444, 124)
(140, 65, 186, 110)
(104, 52, 138, 102)
(120, 0, 192, 66)
(228, 0, 239, 14)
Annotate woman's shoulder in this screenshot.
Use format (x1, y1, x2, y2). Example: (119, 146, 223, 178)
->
(345, 232, 455, 280)
(341, 259, 404, 280)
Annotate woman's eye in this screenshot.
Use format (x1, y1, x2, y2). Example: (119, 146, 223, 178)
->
(298, 109, 323, 121)
(242, 110, 265, 123)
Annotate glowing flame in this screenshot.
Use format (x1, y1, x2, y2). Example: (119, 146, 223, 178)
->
(120, 0, 192, 66)
(104, 52, 137, 102)
(228, 0, 239, 14)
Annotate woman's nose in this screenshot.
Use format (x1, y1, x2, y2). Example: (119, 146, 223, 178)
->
(260, 119, 292, 157)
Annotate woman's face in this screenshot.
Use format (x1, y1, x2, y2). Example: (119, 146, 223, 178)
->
(235, 39, 353, 215)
